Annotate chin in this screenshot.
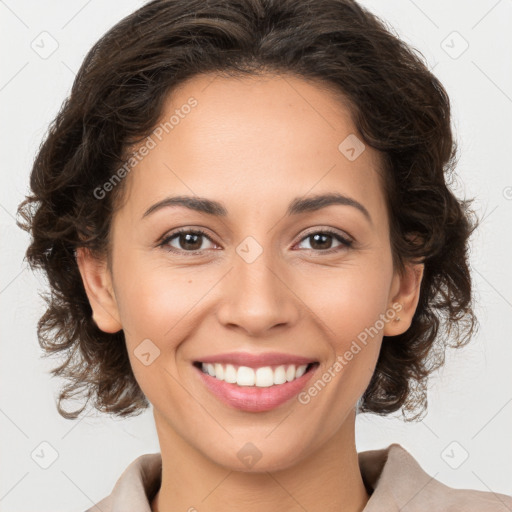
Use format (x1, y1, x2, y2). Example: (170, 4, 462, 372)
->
(202, 438, 310, 473)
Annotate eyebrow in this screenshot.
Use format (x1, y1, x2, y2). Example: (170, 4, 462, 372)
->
(142, 192, 372, 224)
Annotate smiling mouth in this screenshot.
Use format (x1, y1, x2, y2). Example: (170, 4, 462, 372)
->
(193, 361, 319, 388)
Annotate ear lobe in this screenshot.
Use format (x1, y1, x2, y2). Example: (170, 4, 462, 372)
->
(384, 262, 424, 337)
(75, 247, 122, 333)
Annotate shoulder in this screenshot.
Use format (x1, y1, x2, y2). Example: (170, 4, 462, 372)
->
(358, 443, 512, 511)
(82, 452, 162, 512)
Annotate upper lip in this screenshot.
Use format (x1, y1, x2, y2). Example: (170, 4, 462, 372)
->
(195, 352, 317, 368)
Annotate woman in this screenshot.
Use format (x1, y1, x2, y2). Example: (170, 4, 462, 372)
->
(17, 0, 512, 510)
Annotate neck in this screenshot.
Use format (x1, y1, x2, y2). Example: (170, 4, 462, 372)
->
(151, 409, 370, 512)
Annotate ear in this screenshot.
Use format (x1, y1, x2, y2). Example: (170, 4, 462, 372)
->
(75, 247, 122, 333)
(383, 261, 424, 337)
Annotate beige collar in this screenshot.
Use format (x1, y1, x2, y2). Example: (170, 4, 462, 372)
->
(86, 443, 512, 512)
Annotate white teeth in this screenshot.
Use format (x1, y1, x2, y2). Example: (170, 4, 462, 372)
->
(273, 365, 287, 384)
(224, 364, 237, 383)
(255, 367, 274, 387)
(237, 366, 255, 386)
(214, 363, 224, 380)
(200, 362, 311, 387)
(296, 365, 307, 378)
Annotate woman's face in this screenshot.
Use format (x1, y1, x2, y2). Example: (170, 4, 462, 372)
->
(78, 72, 423, 471)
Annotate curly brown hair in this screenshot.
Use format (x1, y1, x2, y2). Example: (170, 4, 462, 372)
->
(17, 0, 479, 421)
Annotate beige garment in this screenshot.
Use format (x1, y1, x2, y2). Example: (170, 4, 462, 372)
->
(84, 443, 512, 511)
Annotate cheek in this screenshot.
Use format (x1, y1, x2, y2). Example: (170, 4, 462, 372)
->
(297, 261, 393, 344)
(295, 258, 392, 398)
(110, 240, 190, 348)
(115, 269, 199, 397)
(116, 269, 196, 341)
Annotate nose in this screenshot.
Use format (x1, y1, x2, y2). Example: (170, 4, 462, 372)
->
(216, 249, 301, 337)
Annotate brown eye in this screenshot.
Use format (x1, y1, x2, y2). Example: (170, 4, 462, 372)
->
(159, 228, 215, 254)
(296, 229, 353, 253)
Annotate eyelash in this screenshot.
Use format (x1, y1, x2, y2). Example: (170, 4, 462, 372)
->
(158, 227, 354, 256)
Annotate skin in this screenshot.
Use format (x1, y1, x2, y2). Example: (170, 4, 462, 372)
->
(77, 72, 424, 512)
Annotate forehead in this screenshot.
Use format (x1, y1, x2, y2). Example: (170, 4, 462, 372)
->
(117, 72, 387, 228)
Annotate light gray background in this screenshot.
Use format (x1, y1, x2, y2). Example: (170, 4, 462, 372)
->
(1, 1, 511, 511)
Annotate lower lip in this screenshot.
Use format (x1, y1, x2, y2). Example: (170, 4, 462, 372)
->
(194, 363, 318, 412)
